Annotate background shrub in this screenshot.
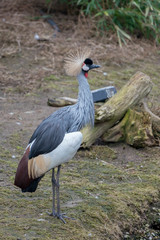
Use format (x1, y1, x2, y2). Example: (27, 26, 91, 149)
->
(50, 0, 160, 46)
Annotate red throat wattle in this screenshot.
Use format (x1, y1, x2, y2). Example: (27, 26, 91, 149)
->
(84, 72, 88, 78)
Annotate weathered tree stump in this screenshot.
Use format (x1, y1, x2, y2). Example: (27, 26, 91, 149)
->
(102, 108, 156, 147)
(142, 99, 160, 139)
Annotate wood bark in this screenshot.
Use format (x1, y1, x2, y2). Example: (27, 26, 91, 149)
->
(102, 108, 156, 147)
(142, 99, 160, 134)
(81, 72, 153, 148)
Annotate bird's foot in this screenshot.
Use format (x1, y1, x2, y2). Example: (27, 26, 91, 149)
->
(56, 213, 68, 224)
(47, 211, 57, 217)
(48, 211, 75, 224)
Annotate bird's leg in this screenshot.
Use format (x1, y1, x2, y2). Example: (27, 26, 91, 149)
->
(56, 165, 61, 216)
(55, 165, 66, 224)
(49, 165, 75, 223)
(55, 165, 75, 224)
(48, 166, 65, 221)
(51, 168, 56, 216)
(48, 168, 57, 217)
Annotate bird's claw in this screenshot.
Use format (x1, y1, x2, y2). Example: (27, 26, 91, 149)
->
(57, 213, 67, 224)
(47, 211, 57, 217)
(48, 211, 75, 224)
(57, 213, 76, 224)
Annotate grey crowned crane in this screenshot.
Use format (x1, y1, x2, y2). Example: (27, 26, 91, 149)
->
(14, 50, 100, 223)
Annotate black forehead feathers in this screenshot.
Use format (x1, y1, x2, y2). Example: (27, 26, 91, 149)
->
(84, 58, 93, 65)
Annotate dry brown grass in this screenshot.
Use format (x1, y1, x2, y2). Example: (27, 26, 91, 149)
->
(0, 0, 158, 62)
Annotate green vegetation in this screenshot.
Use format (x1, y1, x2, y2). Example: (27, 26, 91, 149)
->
(48, 0, 160, 46)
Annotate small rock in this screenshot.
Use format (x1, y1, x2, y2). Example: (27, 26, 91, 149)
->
(34, 33, 40, 40)
(25, 111, 34, 114)
(37, 218, 46, 222)
(124, 232, 129, 239)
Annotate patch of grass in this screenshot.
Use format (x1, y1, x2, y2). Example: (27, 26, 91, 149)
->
(37, 75, 79, 96)
(0, 147, 11, 159)
(44, 74, 60, 81)
(25, 92, 39, 97)
(5, 86, 29, 94)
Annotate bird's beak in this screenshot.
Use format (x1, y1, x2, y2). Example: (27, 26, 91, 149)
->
(89, 64, 101, 70)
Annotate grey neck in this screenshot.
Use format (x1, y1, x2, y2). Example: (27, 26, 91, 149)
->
(77, 71, 90, 101)
(76, 71, 95, 128)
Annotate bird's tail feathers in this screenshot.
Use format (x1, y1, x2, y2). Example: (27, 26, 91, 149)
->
(14, 147, 43, 192)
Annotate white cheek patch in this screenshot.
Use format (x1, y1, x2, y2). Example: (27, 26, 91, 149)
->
(82, 64, 89, 71)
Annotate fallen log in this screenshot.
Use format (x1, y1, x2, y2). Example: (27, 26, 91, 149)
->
(81, 72, 153, 148)
(48, 97, 77, 107)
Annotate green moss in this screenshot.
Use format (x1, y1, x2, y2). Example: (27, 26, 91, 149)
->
(78, 145, 117, 161)
(44, 74, 60, 81)
(0, 147, 11, 159)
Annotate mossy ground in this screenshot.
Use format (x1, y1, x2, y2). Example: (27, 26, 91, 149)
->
(0, 126, 160, 239)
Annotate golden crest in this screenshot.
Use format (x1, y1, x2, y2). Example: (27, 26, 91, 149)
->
(64, 48, 91, 76)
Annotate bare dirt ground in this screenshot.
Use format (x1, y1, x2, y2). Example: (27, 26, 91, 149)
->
(0, 1, 160, 240)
